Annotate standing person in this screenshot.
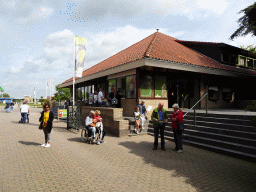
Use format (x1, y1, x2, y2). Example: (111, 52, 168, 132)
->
(115, 91, 122, 108)
(170, 103, 184, 153)
(108, 89, 115, 107)
(93, 91, 98, 107)
(134, 106, 141, 134)
(20, 101, 29, 123)
(97, 88, 104, 107)
(151, 102, 168, 150)
(10, 101, 14, 112)
(39, 104, 54, 148)
(65, 100, 69, 109)
(138, 100, 147, 129)
(5, 102, 10, 113)
(85, 110, 97, 143)
(94, 110, 106, 144)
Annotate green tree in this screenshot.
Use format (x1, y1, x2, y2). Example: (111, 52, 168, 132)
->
(230, 2, 256, 40)
(53, 84, 70, 103)
(0, 93, 10, 98)
(240, 44, 256, 53)
(39, 96, 45, 103)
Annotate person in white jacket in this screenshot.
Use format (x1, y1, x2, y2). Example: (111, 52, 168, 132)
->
(85, 110, 97, 143)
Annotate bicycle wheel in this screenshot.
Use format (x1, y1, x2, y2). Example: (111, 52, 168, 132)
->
(81, 128, 88, 143)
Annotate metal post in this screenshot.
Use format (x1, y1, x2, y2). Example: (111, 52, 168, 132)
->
(206, 94, 208, 113)
(194, 107, 196, 126)
(73, 34, 75, 106)
(57, 108, 59, 123)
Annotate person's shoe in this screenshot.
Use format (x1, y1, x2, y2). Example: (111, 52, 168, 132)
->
(100, 139, 106, 143)
(92, 138, 96, 143)
(44, 143, 50, 148)
(161, 147, 166, 151)
(97, 140, 100, 145)
(177, 149, 183, 153)
(153, 147, 157, 150)
(137, 132, 140, 134)
(41, 143, 46, 147)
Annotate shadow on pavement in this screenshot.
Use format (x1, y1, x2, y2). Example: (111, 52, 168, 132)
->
(18, 141, 41, 146)
(119, 140, 256, 192)
(67, 137, 84, 143)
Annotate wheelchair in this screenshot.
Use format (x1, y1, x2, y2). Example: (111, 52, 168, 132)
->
(81, 126, 101, 144)
(19, 113, 29, 123)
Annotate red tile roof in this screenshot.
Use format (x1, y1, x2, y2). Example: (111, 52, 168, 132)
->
(62, 32, 256, 84)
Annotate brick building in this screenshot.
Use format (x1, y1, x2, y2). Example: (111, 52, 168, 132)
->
(60, 31, 256, 118)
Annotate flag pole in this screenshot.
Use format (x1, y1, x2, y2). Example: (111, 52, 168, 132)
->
(73, 34, 75, 106)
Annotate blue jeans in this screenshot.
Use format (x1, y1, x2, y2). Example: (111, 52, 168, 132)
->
(98, 102, 103, 107)
(89, 127, 96, 138)
(21, 113, 27, 123)
(10, 106, 13, 111)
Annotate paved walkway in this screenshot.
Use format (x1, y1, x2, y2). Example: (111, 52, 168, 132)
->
(1, 108, 256, 192)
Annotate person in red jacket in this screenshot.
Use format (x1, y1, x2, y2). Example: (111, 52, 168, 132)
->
(170, 103, 184, 153)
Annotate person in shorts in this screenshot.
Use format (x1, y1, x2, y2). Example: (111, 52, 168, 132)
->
(134, 106, 141, 134)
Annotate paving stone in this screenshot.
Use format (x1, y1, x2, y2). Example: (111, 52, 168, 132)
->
(1, 108, 256, 192)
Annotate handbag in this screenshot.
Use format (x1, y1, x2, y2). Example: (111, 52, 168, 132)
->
(177, 121, 184, 131)
(38, 122, 43, 130)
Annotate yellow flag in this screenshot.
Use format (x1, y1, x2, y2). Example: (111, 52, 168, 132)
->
(75, 36, 88, 77)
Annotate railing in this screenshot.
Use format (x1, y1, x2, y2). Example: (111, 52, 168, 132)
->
(183, 93, 208, 125)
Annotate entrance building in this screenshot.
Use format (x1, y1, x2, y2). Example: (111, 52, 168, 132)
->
(60, 31, 256, 118)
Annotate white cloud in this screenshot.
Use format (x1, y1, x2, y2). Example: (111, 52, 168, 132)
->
(72, 0, 229, 21)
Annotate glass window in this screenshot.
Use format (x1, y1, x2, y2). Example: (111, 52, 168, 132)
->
(254, 60, 256, 69)
(238, 56, 246, 66)
(221, 52, 229, 63)
(208, 86, 219, 100)
(108, 79, 117, 95)
(231, 54, 238, 64)
(247, 58, 254, 68)
(84, 86, 88, 103)
(81, 87, 85, 101)
(139, 74, 154, 98)
(78, 87, 82, 101)
(126, 75, 136, 98)
(155, 75, 167, 98)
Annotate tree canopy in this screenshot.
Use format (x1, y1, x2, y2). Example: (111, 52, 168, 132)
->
(240, 44, 256, 53)
(53, 84, 70, 102)
(0, 93, 10, 98)
(230, 2, 256, 40)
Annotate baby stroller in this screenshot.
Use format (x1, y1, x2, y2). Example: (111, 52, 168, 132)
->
(81, 126, 101, 144)
(19, 113, 29, 123)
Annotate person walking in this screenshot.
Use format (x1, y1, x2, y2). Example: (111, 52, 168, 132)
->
(151, 102, 168, 150)
(39, 104, 54, 148)
(98, 88, 104, 107)
(170, 103, 184, 153)
(138, 100, 147, 129)
(93, 91, 98, 107)
(10, 102, 14, 112)
(115, 91, 122, 108)
(20, 101, 29, 123)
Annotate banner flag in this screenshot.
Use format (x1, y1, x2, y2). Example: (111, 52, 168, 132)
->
(75, 36, 88, 77)
(0, 86, 4, 92)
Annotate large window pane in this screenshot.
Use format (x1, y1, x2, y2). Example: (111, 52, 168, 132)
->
(221, 52, 229, 63)
(139, 74, 153, 98)
(155, 76, 167, 98)
(238, 56, 246, 66)
(231, 54, 238, 64)
(247, 58, 253, 68)
(126, 75, 136, 98)
(108, 79, 117, 95)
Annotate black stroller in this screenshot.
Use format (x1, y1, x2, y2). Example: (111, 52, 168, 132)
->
(19, 113, 29, 123)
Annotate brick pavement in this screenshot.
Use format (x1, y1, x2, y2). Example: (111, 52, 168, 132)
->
(0, 107, 256, 192)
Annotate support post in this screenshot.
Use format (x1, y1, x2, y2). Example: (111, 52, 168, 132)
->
(57, 108, 59, 123)
(194, 107, 196, 126)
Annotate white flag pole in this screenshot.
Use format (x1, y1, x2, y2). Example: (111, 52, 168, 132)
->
(73, 34, 75, 106)
(49, 78, 51, 102)
(46, 78, 47, 99)
(52, 79, 54, 100)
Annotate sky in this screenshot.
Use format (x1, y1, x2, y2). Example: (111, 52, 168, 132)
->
(1, 0, 256, 99)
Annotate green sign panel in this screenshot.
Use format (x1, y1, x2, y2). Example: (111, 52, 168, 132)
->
(155, 76, 167, 98)
(59, 109, 67, 118)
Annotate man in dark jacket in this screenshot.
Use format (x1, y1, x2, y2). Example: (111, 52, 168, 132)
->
(151, 102, 168, 150)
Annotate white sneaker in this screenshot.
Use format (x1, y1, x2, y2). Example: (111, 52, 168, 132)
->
(41, 143, 46, 147)
(97, 140, 100, 145)
(44, 144, 50, 148)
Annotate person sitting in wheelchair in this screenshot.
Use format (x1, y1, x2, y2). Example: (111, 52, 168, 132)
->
(94, 110, 106, 144)
(85, 110, 97, 144)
